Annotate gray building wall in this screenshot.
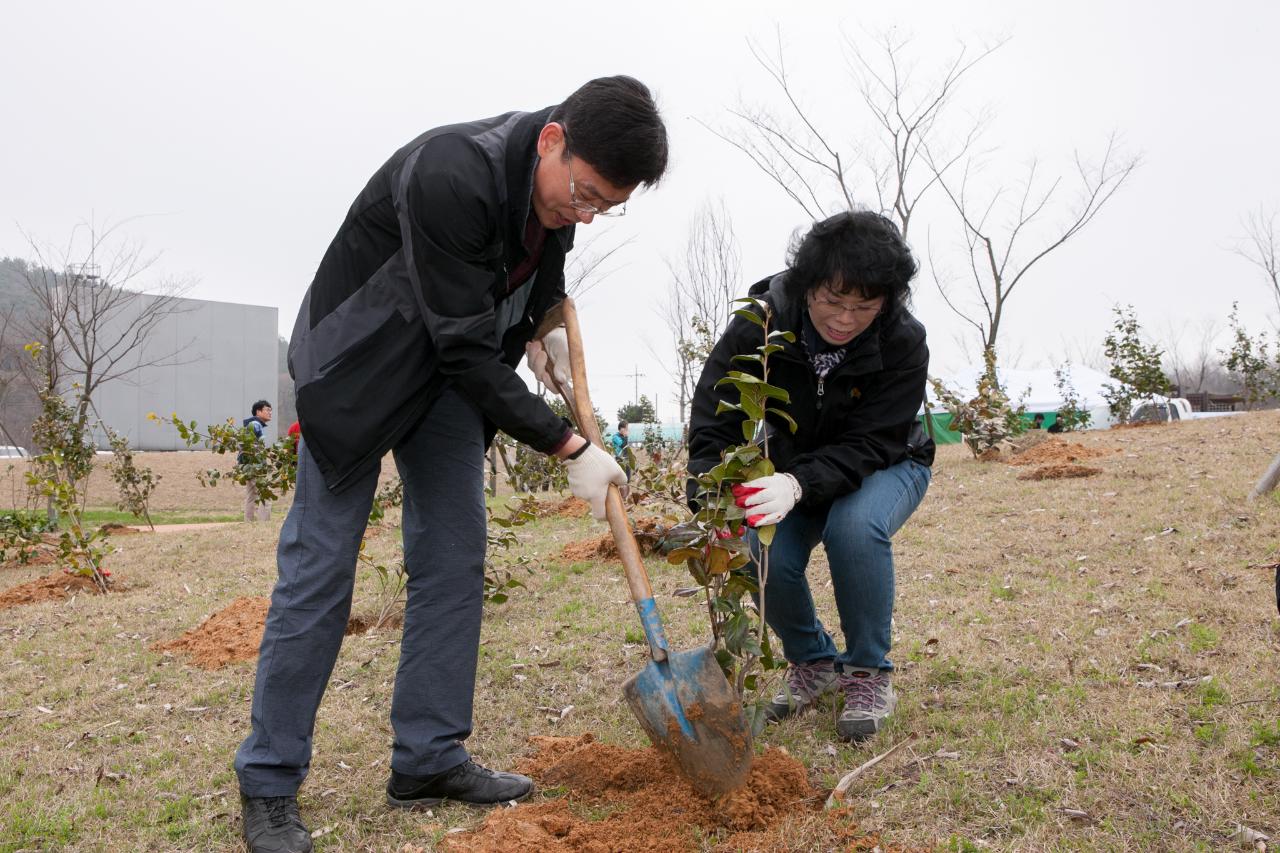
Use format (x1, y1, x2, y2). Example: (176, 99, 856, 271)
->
(88, 294, 279, 450)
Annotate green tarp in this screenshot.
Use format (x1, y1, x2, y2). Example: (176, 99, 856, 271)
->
(920, 412, 1060, 445)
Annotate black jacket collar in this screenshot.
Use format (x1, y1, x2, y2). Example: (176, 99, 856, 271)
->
(503, 107, 574, 261)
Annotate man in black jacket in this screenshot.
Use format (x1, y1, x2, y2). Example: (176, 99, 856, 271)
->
(235, 77, 667, 853)
(689, 212, 933, 745)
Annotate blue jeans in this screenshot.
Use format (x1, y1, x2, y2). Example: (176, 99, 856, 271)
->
(751, 459, 931, 672)
(235, 388, 487, 796)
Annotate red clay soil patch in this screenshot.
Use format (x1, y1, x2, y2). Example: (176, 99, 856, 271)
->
(442, 733, 838, 853)
(98, 522, 142, 535)
(539, 496, 591, 519)
(1017, 463, 1104, 481)
(154, 597, 393, 668)
(1, 547, 57, 570)
(152, 596, 270, 669)
(0, 570, 102, 609)
(1007, 438, 1115, 467)
(560, 517, 667, 563)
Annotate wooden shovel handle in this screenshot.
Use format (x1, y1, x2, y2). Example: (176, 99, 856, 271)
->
(551, 299, 659, 616)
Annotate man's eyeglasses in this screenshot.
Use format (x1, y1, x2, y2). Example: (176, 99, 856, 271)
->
(563, 128, 626, 218)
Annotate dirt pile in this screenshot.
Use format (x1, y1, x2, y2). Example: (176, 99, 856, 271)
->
(1007, 438, 1114, 467)
(0, 570, 102, 609)
(1016, 464, 1104, 481)
(154, 597, 394, 668)
(538, 496, 591, 519)
(152, 596, 270, 669)
(1, 547, 57, 570)
(560, 518, 667, 563)
(99, 523, 142, 535)
(442, 733, 830, 852)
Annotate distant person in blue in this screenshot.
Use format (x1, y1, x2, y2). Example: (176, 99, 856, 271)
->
(611, 420, 631, 479)
(242, 400, 273, 522)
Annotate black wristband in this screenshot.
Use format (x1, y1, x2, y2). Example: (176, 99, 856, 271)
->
(566, 441, 590, 460)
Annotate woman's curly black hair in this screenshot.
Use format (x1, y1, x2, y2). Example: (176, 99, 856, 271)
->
(782, 210, 919, 326)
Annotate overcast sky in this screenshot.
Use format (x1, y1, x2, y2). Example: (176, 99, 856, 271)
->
(4, 1, 1279, 423)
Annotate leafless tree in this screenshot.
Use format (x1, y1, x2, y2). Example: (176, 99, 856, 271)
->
(1160, 317, 1224, 395)
(565, 232, 634, 302)
(1235, 205, 1280, 316)
(13, 222, 193, 440)
(653, 200, 742, 425)
(931, 135, 1139, 355)
(707, 28, 1001, 239)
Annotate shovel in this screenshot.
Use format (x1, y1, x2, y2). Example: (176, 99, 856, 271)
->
(537, 297, 753, 798)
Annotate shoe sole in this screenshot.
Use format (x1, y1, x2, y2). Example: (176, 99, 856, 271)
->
(386, 787, 534, 810)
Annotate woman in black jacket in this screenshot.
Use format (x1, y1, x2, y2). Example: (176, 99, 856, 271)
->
(688, 211, 934, 742)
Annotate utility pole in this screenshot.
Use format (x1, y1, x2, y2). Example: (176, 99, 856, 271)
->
(624, 364, 645, 408)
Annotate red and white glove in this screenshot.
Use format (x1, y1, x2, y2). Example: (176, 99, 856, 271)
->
(525, 326, 572, 396)
(732, 473, 802, 527)
(563, 442, 627, 520)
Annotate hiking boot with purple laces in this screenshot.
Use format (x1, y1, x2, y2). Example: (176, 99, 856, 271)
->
(764, 658, 838, 721)
(836, 666, 897, 742)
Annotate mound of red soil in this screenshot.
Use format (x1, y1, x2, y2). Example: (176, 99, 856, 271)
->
(0, 570, 102, 609)
(442, 733, 830, 852)
(560, 518, 667, 563)
(152, 596, 270, 669)
(1, 547, 57, 570)
(1007, 438, 1114, 467)
(1017, 463, 1104, 481)
(154, 597, 394, 668)
(538, 496, 591, 519)
(99, 523, 142, 535)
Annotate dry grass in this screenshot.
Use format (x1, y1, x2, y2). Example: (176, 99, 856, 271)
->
(2, 414, 1279, 850)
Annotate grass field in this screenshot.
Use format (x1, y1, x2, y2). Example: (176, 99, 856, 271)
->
(1, 415, 1278, 851)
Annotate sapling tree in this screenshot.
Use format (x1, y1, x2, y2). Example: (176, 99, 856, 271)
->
(23, 344, 112, 592)
(1102, 305, 1171, 423)
(929, 347, 1026, 457)
(667, 296, 796, 731)
(154, 413, 298, 505)
(1222, 302, 1275, 410)
(104, 426, 159, 529)
(1052, 362, 1092, 432)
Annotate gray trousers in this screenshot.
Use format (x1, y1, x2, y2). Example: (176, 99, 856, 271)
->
(234, 389, 487, 796)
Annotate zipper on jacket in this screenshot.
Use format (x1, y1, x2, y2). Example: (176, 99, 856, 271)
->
(816, 377, 824, 410)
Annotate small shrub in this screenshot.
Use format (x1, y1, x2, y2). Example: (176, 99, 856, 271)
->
(929, 347, 1026, 458)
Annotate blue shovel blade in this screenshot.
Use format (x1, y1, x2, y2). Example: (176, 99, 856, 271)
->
(623, 645, 753, 798)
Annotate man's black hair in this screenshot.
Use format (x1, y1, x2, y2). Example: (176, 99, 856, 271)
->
(618, 420, 628, 430)
(782, 211, 918, 326)
(551, 76, 668, 189)
(252, 400, 272, 416)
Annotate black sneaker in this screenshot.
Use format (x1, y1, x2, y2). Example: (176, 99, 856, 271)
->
(240, 794, 313, 853)
(386, 759, 533, 808)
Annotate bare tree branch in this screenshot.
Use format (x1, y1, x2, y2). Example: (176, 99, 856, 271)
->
(658, 200, 742, 424)
(932, 134, 1140, 352)
(566, 232, 635, 302)
(13, 219, 195, 442)
(1234, 205, 1280, 316)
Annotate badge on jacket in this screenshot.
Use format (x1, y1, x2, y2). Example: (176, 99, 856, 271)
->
(849, 387, 861, 399)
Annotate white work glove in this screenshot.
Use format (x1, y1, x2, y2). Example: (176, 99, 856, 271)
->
(525, 326, 572, 396)
(563, 442, 627, 520)
(732, 473, 802, 527)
